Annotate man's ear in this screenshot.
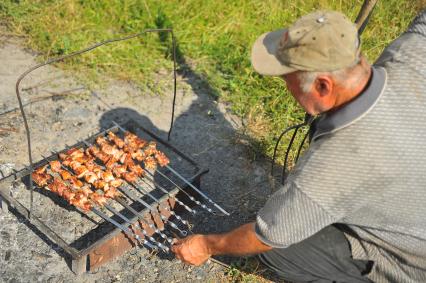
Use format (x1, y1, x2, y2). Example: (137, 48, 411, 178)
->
(314, 76, 333, 97)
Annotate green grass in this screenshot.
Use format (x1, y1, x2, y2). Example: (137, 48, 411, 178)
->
(1, 0, 423, 163)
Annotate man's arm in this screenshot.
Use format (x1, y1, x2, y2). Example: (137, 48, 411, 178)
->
(171, 222, 272, 266)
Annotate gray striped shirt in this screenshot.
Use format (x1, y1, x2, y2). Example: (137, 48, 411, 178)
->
(256, 10, 426, 283)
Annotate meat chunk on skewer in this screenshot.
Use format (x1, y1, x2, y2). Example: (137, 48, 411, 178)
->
(84, 172, 98, 184)
(104, 187, 120, 198)
(87, 146, 110, 164)
(32, 171, 52, 187)
(34, 165, 48, 174)
(90, 191, 107, 206)
(144, 156, 157, 170)
(62, 189, 76, 202)
(70, 191, 92, 211)
(69, 176, 83, 189)
(129, 164, 144, 176)
(49, 160, 62, 173)
(122, 171, 138, 183)
(60, 170, 72, 181)
(108, 131, 125, 149)
(109, 178, 123, 188)
(154, 151, 170, 167)
(47, 178, 68, 196)
(102, 170, 115, 182)
(74, 165, 89, 179)
(143, 142, 158, 157)
(80, 185, 94, 197)
(124, 131, 147, 150)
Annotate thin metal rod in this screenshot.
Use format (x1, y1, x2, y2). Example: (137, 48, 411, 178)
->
(271, 114, 314, 181)
(281, 126, 301, 185)
(91, 207, 155, 249)
(141, 172, 195, 215)
(130, 181, 189, 226)
(51, 148, 180, 240)
(271, 124, 302, 176)
(43, 153, 158, 249)
(97, 127, 196, 215)
(295, 130, 309, 163)
(104, 203, 168, 251)
(81, 140, 188, 229)
(118, 186, 187, 236)
(165, 165, 230, 216)
(137, 177, 191, 224)
(151, 169, 213, 214)
(168, 31, 177, 141)
(112, 122, 229, 216)
(15, 28, 177, 219)
(113, 197, 173, 244)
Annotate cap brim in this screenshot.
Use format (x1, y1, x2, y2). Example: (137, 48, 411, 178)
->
(251, 29, 296, 76)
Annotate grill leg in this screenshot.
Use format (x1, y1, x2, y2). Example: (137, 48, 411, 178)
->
(72, 255, 87, 275)
(0, 182, 10, 213)
(0, 194, 9, 213)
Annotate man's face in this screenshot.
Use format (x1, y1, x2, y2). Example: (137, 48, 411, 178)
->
(282, 72, 318, 115)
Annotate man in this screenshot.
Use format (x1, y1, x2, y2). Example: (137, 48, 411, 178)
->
(172, 9, 426, 283)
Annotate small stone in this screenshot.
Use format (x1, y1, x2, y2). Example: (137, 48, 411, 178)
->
(1, 231, 10, 242)
(0, 163, 14, 177)
(31, 251, 52, 260)
(4, 250, 11, 261)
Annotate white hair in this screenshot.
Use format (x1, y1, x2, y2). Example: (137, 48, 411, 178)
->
(296, 68, 349, 93)
(296, 58, 362, 93)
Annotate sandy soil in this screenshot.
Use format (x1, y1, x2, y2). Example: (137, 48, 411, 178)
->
(0, 32, 280, 283)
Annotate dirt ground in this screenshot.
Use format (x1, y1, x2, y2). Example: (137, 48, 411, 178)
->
(0, 32, 281, 283)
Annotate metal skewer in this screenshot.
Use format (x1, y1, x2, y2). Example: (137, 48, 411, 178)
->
(150, 169, 214, 214)
(164, 165, 230, 216)
(113, 197, 173, 244)
(101, 127, 197, 216)
(103, 203, 169, 251)
(139, 173, 196, 215)
(32, 173, 155, 250)
(48, 150, 176, 242)
(112, 122, 229, 216)
(88, 136, 195, 216)
(98, 124, 205, 214)
(90, 207, 156, 249)
(118, 186, 187, 236)
(81, 140, 189, 231)
(139, 170, 197, 214)
(39, 152, 157, 249)
(131, 180, 189, 226)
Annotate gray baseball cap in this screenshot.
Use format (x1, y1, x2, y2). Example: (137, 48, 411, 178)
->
(251, 10, 360, 76)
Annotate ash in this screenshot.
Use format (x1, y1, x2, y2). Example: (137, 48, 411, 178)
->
(0, 32, 279, 282)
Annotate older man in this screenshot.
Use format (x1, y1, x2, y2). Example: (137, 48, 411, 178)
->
(172, 9, 426, 283)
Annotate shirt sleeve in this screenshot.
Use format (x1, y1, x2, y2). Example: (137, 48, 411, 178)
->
(255, 181, 336, 248)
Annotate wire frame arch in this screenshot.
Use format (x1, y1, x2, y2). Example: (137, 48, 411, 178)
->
(15, 29, 179, 218)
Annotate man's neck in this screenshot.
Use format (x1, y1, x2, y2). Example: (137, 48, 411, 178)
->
(333, 62, 372, 110)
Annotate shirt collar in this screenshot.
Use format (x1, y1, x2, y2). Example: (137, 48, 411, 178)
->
(311, 66, 387, 141)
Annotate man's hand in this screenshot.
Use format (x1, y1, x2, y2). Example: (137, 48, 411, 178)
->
(171, 223, 272, 266)
(171, 234, 211, 266)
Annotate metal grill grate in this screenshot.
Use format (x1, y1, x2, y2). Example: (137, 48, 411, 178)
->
(0, 119, 228, 274)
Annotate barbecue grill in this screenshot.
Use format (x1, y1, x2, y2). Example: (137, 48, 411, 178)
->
(0, 29, 229, 274)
